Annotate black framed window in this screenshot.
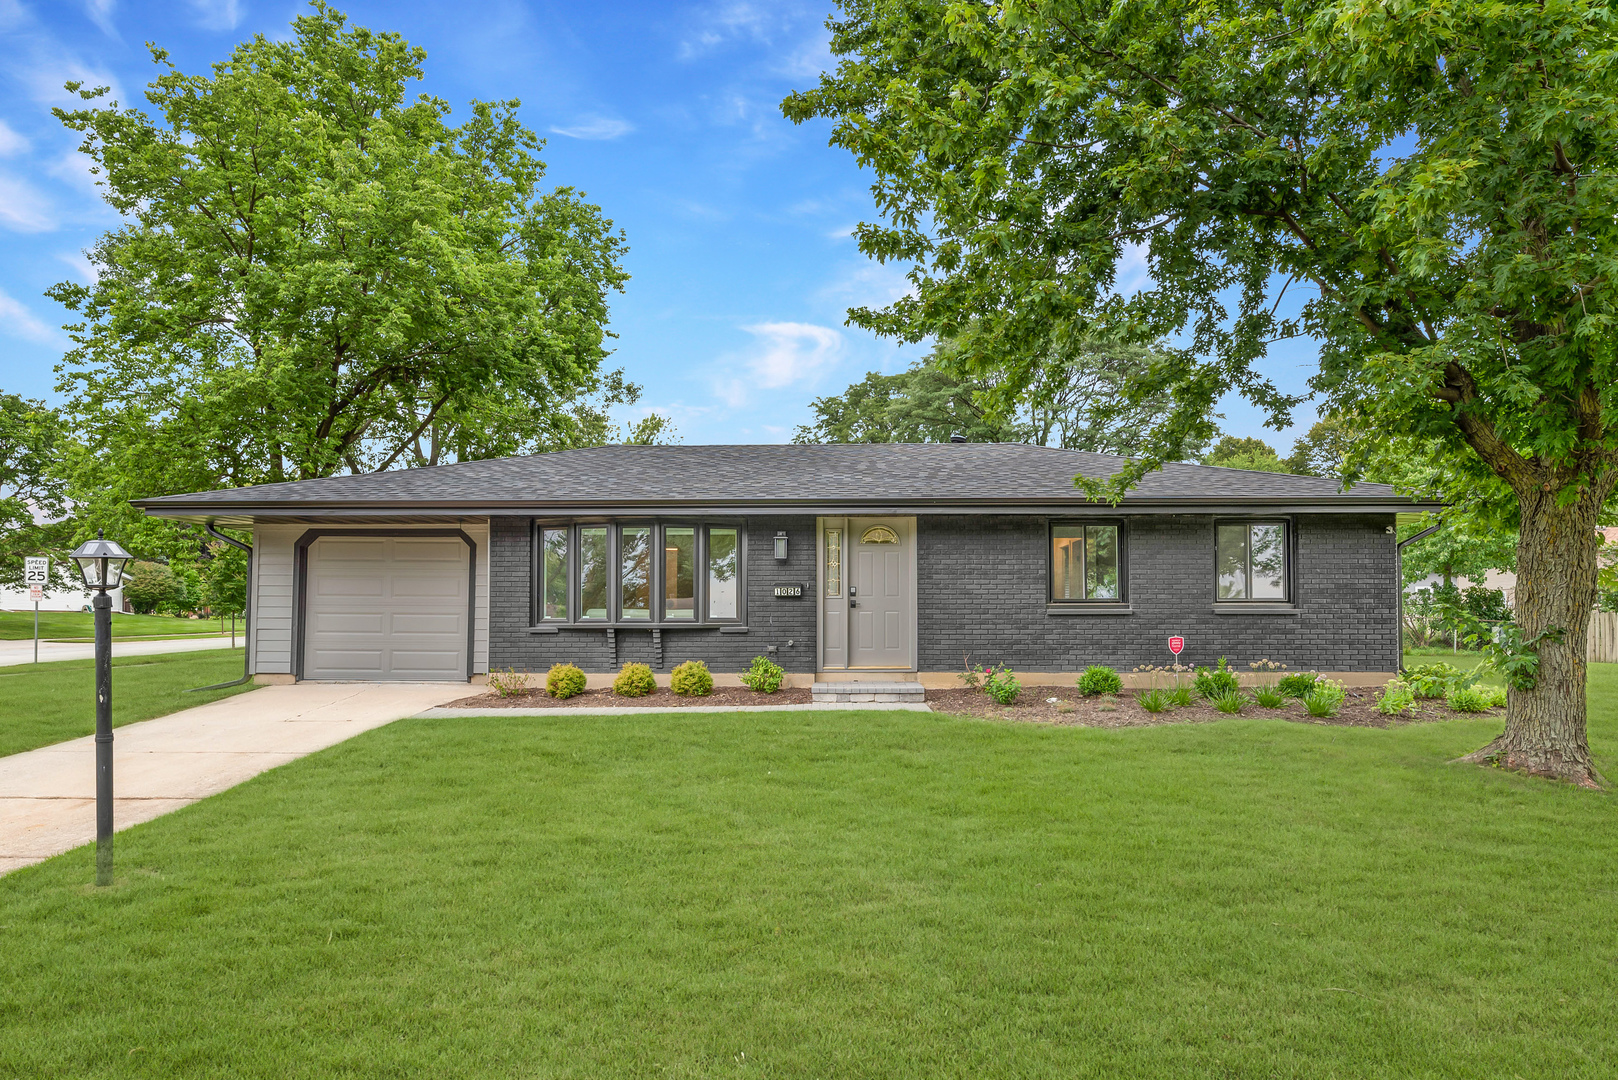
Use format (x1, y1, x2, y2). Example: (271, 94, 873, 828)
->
(663, 527, 696, 620)
(1216, 521, 1289, 601)
(1050, 522, 1124, 602)
(578, 526, 609, 620)
(534, 521, 745, 625)
(539, 527, 569, 620)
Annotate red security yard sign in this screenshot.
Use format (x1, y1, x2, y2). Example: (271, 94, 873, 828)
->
(1168, 636, 1185, 657)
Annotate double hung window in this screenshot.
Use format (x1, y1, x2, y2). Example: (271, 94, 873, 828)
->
(535, 522, 744, 624)
(1050, 523, 1124, 603)
(1215, 521, 1289, 601)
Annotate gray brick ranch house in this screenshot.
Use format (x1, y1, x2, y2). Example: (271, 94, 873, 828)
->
(136, 443, 1437, 687)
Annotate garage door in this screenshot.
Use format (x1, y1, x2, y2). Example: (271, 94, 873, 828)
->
(304, 536, 470, 681)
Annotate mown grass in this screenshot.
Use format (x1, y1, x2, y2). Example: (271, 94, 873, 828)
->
(0, 649, 254, 757)
(2, 667, 1615, 1077)
(0, 610, 239, 641)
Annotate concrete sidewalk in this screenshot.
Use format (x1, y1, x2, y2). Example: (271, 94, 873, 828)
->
(0, 635, 242, 668)
(0, 682, 464, 876)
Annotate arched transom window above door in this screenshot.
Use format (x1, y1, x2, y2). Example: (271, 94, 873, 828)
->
(860, 525, 899, 545)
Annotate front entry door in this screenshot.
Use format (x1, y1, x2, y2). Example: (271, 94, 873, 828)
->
(848, 517, 911, 669)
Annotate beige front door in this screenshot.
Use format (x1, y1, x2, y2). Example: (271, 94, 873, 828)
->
(847, 517, 911, 669)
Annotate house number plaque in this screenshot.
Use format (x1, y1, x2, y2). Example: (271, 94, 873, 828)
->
(773, 583, 804, 598)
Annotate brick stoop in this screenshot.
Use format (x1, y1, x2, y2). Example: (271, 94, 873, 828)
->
(811, 681, 927, 704)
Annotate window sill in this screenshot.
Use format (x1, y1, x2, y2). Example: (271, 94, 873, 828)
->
(528, 622, 748, 633)
(1210, 604, 1300, 616)
(1047, 604, 1132, 616)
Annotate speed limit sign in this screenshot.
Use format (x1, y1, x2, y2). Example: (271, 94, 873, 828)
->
(24, 556, 48, 587)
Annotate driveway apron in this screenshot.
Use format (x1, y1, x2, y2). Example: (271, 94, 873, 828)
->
(0, 682, 463, 875)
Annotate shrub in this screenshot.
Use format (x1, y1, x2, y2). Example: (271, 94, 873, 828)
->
(1445, 683, 1494, 713)
(1485, 685, 1508, 708)
(123, 560, 187, 615)
(1405, 663, 1469, 699)
(545, 662, 587, 700)
(612, 662, 657, 697)
(1303, 679, 1347, 717)
(1211, 689, 1245, 714)
(1194, 658, 1239, 699)
(1252, 686, 1286, 709)
(1167, 685, 1193, 708)
(985, 666, 1021, 705)
(487, 668, 530, 697)
(740, 655, 786, 693)
(1277, 672, 1319, 698)
(1077, 665, 1123, 697)
(1138, 688, 1169, 713)
(1376, 679, 1416, 716)
(670, 660, 713, 696)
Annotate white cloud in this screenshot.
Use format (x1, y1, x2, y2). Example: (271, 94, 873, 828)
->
(737, 321, 842, 388)
(549, 115, 635, 141)
(1113, 241, 1152, 296)
(84, 0, 116, 35)
(678, 2, 772, 59)
(0, 119, 30, 157)
(0, 288, 58, 342)
(0, 173, 55, 232)
(56, 250, 98, 282)
(817, 262, 913, 307)
(187, 0, 242, 31)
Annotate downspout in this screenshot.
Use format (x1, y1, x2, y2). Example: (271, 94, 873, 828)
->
(1396, 519, 1444, 675)
(187, 522, 254, 692)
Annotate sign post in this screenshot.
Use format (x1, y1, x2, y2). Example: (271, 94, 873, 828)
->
(25, 557, 48, 664)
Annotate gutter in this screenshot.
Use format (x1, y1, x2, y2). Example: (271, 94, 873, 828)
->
(186, 522, 253, 692)
(1395, 519, 1444, 675)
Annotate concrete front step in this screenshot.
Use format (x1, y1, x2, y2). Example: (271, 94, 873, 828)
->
(811, 681, 927, 704)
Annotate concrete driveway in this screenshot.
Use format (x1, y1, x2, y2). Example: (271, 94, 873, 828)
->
(0, 681, 464, 875)
(0, 635, 243, 668)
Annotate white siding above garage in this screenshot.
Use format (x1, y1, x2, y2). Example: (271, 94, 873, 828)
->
(248, 521, 490, 678)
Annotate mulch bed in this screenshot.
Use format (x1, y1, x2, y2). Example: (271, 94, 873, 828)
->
(443, 685, 813, 709)
(443, 683, 1497, 728)
(925, 684, 1499, 729)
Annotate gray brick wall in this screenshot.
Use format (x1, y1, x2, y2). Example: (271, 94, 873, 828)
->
(488, 516, 818, 675)
(916, 514, 1399, 673)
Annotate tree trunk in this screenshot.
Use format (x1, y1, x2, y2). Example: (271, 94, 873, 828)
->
(1460, 486, 1605, 788)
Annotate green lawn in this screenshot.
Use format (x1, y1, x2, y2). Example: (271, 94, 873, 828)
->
(1, 667, 1614, 1077)
(0, 649, 255, 757)
(0, 610, 240, 642)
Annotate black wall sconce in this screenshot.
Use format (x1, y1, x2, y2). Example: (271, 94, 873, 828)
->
(773, 531, 789, 560)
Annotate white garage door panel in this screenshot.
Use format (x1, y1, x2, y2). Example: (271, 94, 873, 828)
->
(305, 536, 469, 681)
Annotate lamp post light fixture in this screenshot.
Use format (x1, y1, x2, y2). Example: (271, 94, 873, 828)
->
(69, 529, 132, 886)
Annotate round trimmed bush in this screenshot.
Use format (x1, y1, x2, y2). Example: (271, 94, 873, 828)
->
(545, 662, 587, 700)
(740, 655, 786, 693)
(613, 662, 657, 697)
(1076, 664, 1123, 697)
(670, 660, 714, 696)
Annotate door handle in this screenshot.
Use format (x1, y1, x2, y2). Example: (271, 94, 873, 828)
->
(850, 599, 858, 608)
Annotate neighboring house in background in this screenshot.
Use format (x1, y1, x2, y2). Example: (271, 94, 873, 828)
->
(135, 444, 1439, 685)
(1406, 568, 1518, 606)
(0, 584, 126, 613)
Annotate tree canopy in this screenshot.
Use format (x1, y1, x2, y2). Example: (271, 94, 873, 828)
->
(786, 0, 1618, 785)
(0, 394, 76, 590)
(49, 1, 629, 542)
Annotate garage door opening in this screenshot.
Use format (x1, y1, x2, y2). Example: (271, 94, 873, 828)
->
(299, 533, 473, 681)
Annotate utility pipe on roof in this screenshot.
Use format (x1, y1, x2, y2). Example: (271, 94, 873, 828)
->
(186, 522, 253, 692)
(1395, 519, 1444, 675)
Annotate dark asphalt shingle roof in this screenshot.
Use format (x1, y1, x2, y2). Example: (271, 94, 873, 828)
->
(136, 443, 1420, 513)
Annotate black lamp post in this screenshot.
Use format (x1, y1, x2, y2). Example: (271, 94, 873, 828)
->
(70, 530, 132, 886)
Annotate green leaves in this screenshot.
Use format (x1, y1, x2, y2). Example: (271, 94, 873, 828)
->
(49, 1, 629, 513)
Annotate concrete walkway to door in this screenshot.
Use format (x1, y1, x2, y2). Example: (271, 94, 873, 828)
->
(0, 681, 463, 876)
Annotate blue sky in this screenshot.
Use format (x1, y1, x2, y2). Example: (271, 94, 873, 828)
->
(0, 0, 1317, 448)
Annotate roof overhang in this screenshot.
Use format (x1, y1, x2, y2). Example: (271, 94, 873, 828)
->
(137, 496, 1448, 527)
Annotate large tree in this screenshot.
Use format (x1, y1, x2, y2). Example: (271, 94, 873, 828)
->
(49, 2, 629, 537)
(0, 394, 77, 591)
(786, 0, 1618, 786)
